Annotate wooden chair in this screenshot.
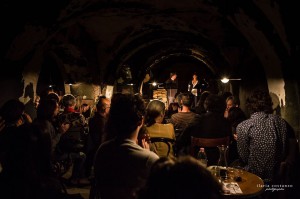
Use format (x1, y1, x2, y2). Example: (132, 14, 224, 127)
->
(150, 137, 176, 157)
(190, 136, 230, 166)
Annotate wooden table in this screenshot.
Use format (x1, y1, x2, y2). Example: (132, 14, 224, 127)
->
(208, 166, 265, 198)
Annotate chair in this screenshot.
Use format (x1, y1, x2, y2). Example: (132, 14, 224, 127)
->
(190, 136, 230, 166)
(150, 137, 176, 157)
(174, 128, 184, 140)
(52, 154, 73, 194)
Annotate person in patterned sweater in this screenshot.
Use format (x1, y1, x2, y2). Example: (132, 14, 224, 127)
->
(236, 89, 287, 184)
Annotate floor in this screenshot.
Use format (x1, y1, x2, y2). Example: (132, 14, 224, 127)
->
(66, 185, 91, 199)
(63, 166, 91, 199)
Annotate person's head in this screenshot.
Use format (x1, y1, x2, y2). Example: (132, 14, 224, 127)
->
(0, 99, 25, 127)
(194, 91, 211, 114)
(137, 156, 223, 199)
(170, 72, 177, 80)
(180, 92, 194, 108)
(227, 107, 246, 128)
(204, 94, 226, 114)
(226, 95, 240, 111)
(46, 92, 60, 103)
(36, 99, 60, 121)
(192, 72, 198, 80)
(81, 103, 89, 111)
(174, 92, 182, 103)
(145, 100, 165, 126)
(61, 94, 76, 108)
(246, 89, 273, 114)
(107, 93, 145, 138)
(34, 95, 41, 109)
(143, 73, 151, 83)
(96, 96, 111, 116)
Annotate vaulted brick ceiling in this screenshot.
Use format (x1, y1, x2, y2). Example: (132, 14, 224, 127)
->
(1, 0, 298, 92)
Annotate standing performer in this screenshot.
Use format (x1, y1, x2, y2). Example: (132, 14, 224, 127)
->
(188, 72, 208, 108)
(165, 72, 178, 106)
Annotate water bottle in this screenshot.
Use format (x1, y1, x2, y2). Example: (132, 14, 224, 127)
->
(197, 147, 208, 167)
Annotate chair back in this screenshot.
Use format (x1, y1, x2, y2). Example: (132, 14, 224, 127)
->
(150, 137, 175, 158)
(190, 136, 230, 166)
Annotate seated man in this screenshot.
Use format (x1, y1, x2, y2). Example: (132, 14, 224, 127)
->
(93, 93, 159, 199)
(170, 92, 200, 140)
(177, 94, 232, 165)
(236, 89, 287, 184)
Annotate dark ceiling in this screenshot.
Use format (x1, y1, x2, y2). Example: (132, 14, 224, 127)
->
(0, 0, 299, 95)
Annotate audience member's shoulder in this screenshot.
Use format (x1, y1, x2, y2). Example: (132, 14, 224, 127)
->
(236, 119, 250, 129)
(146, 149, 160, 160)
(268, 113, 285, 121)
(165, 122, 174, 127)
(125, 141, 160, 164)
(191, 113, 201, 121)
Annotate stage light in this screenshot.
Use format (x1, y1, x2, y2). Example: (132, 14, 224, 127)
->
(221, 77, 241, 83)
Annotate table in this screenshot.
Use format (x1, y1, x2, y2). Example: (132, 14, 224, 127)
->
(208, 166, 265, 198)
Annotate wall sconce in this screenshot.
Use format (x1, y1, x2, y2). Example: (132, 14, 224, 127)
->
(221, 77, 242, 83)
(47, 75, 56, 88)
(65, 74, 76, 85)
(150, 82, 164, 88)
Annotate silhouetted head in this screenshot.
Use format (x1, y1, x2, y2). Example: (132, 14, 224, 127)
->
(246, 89, 273, 114)
(61, 94, 76, 108)
(137, 156, 223, 199)
(0, 99, 25, 126)
(204, 94, 226, 114)
(145, 100, 165, 126)
(107, 93, 145, 137)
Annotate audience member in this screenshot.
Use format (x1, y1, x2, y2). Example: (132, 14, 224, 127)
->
(56, 94, 89, 186)
(226, 106, 247, 164)
(0, 99, 66, 199)
(137, 156, 223, 199)
(0, 122, 67, 199)
(0, 99, 31, 128)
(224, 95, 240, 118)
(137, 125, 151, 149)
(85, 96, 110, 178)
(170, 92, 199, 140)
(34, 99, 69, 157)
(46, 92, 60, 103)
(145, 99, 176, 158)
(165, 92, 182, 120)
(0, 99, 29, 173)
(93, 93, 159, 199)
(194, 90, 210, 115)
(33, 95, 41, 109)
(80, 103, 91, 119)
(236, 89, 287, 184)
(177, 94, 231, 165)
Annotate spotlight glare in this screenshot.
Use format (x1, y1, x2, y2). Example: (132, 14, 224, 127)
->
(221, 78, 230, 83)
